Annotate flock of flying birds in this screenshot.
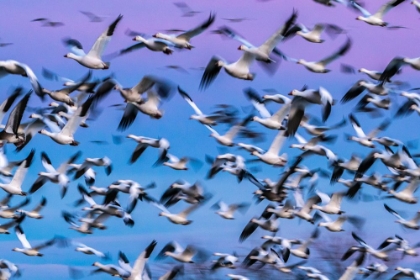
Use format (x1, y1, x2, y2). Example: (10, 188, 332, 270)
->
(2, 0, 420, 279)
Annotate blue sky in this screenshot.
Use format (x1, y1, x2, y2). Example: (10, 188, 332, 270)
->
(1, 0, 420, 279)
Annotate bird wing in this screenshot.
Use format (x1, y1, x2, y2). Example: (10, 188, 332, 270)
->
(61, 106, 82, 137)
(384, 203, 404, 220)
(128, 241, 157, 280)
(177, 13, 215, 40)
(4, 92, 31, 136)
(318, 38, 351, 66)
(178, 86, 203, 115)
(178, 203, 201, 218)
(40, 152, 56, 173)
(15, 225, 31, 249)
(57, 151, 81, 174)
(267, 129, 287, 156)
(270, 101, 291, 122)
(87, 15, 123, 59)
(216, 26, 256, 49)
(244, 88, 271, 118)
(230, 51, 256, 72)
(118, 103, 139, 132)
(373, 0, 405, 19)
(350, 0, 372, 17)
(63, 38, 86, 56)
(10, 150, 34, 189)
(349, 114, 366, 138)
(199, 56, 223, 90)
(258, 10, 297, 55)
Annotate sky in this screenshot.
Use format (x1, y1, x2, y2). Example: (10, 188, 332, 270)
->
(1, 0, 420, 279)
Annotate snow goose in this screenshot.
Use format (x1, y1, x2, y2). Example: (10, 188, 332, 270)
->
(0, 92, 31, 147)
(156, 153, 201, 171)
(342, 232, 395, 261)
(290, 228, 320, 259)
(152, 199, 205, 225)
(29, 151, 81, 198)
(126, 135, 170, 164)
(392, 267, 420, 279)
(156, 242, 204, 263)
(239, 210, 279, 242)
(0, 60, 43, 98)
(317, 211, 364, 232)
(68, 163, 96, 185)
(31, 18, 64, 27)
(117, 90, 165, 131)
(199, 52, 256, 90)
(347, 114, 389, 148)
(384, 203, 420, 229)
(299, 116, 346, 137)
(311, 190, 346, 214)
(0, 215, 25, 234)
(227, 274, 249, 280)
(62, 211, 97, 234)
(355, 94, 391, 111)
(330, 154, 361, 183)
(0, 198, 29, 219)
(174, 2, 201, 17)
(378, 235, 420, 257)
(114, 75, 173, 104)
(0, 259, 20, 279)
(79, 187, 134, 226)
(64, 15, 123, 69)
(219, 10, 296, 64)
(0, 149, 34, 196)
(12, 225, 59, 257)
(206, 115, 252, 146)
(118, 241, 157, 280)
(211, 201, 250, 219)
(38, 92, 98, 145)
(178, 87, 223, 125)
(153, 13, 215, 49)
(80, 11, 107, 22)
(285, 38, 351, 73)
(211, 253, 238, 270)
(251, 129, 288, 166)
(159, 180, 207, 207)
(356, 146, 415, 176)
(91, 260, 130, 278)
(285, 23, 344, 43)
(110, 179, 156, 213)
(293, 190, 321, 223)
(298, 266, 329, 280)
(74, 156, 112, 180)
(358, 68, 386, 81)
(199, 12, 296, 89)
(387, 177, 419, 204)
(261, 234, 301, 262)
(17, 197, 46, 219)
(40, 71, 92, 106)
(73, 242, 110, 259)
(243, 247, 281, 266)
(265, 200, 295, 219)
(158, 264, 184, 280)
(350, 0, 406, 27)
(289, 86, 333, 122)
(245, 88, 290, 130)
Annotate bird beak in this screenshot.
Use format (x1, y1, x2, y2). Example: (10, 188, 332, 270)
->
(237, 46, 242, 50)
(288, 91, 293, 96)
(132, 37, 137, 41)
(64, 54, 68, 58)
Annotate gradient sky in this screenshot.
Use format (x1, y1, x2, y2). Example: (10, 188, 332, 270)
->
(1, 0, 420, 279)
